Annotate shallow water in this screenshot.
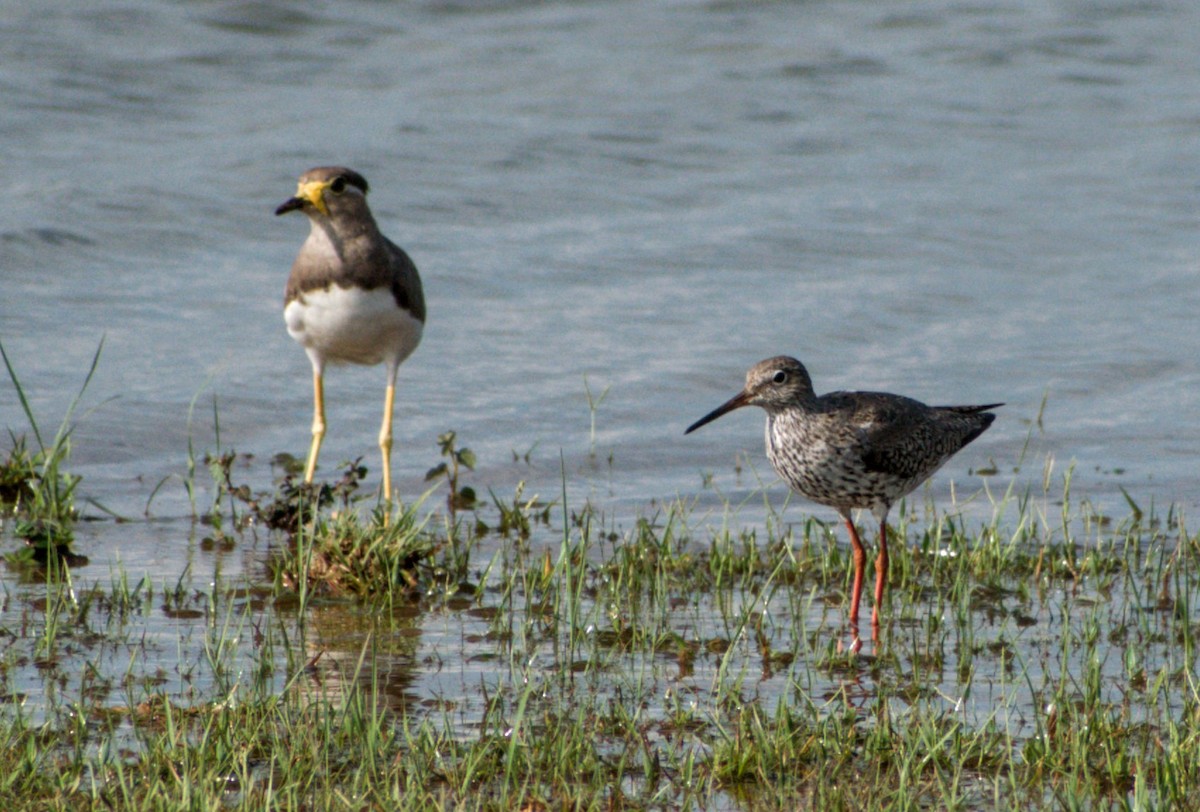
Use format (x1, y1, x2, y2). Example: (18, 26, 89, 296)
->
(2, 0, 1199, 755)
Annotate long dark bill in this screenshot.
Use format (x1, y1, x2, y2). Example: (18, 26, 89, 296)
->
(684, 390, 752, 435)
(275, 197, 305, 216)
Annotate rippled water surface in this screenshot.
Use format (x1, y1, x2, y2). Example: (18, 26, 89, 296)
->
(2, 0, 1199, 738)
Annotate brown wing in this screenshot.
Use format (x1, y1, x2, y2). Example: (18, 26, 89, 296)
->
(822, 392, 999, 480)
(386, 238, 426, 322)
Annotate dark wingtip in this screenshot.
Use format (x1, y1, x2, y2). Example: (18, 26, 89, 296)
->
(940, 402, 1004, 416)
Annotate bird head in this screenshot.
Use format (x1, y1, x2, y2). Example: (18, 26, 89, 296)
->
(275, 167, 371, 219)
(685, 356, 814, 434)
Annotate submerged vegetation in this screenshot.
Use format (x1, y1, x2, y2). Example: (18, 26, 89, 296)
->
(1, 349, 1199, 810)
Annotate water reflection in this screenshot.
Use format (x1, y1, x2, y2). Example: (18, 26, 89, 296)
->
(296, 602, 423, 716)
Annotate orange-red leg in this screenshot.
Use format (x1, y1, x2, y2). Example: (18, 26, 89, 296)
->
(843, 514, 867, 627)
(872, 518, 890, 637)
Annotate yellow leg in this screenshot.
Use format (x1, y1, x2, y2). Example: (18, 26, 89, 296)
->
(378, 381, 396, 505)
(304, 368, 326, 483)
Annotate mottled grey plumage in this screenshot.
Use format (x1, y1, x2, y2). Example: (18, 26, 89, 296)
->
(276, 166, 426, 503)
(687, 355, 999, 640)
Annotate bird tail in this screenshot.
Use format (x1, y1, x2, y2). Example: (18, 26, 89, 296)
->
(937, 402, 1003, 415)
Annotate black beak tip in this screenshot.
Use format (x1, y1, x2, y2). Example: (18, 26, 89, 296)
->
(684, 409, 721, 436)
(275, 197, 304, 216)
(684, 391, 749, 436)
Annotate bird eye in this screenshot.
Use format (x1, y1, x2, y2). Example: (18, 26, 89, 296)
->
(329, 177, 347, 194)
(772, 370, 787, 384)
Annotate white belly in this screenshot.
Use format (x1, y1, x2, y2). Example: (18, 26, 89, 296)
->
(284, 285, 423, 368)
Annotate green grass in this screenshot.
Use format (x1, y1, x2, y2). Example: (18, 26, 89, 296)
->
(0, 339, 103, 554)
(1, 474, 1197, 810)
(2, 353, 1200, 809)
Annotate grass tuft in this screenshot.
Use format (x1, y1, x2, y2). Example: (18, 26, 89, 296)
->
(1, 338, 103, 560)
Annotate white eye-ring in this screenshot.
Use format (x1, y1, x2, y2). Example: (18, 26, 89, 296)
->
(772, 370, 787, 384)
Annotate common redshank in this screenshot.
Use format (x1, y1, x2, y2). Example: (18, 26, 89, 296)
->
(276, 167, 426, 501)
(686, 356, 999, 638)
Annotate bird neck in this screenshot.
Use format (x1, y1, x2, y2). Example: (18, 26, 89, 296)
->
(306, 213, 383, 265)
(763, 389, 817, 417)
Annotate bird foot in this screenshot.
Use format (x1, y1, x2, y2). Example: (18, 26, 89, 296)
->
(837, 634, 864, 655)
